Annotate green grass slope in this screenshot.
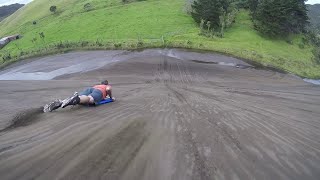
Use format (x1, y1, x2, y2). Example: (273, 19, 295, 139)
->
(0, 0, 319, 78)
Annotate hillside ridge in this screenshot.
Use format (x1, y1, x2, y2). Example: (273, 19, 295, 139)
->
(0, 3, 24, 22)
(0, 0, 319, 78)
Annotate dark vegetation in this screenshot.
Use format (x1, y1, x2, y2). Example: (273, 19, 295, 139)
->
(306, 4, 320, 64)
(0, 3, 24, 22)
(191, 0, 320, 64)
(191, 0, 309, 38)
(84, 3, 93, 11)
(49, 6, 57, 14)
(122, 0, 146, 4)
(307, 4, 320, 34)
(191, 0, 237, 37)
(250, 0, 309, 37)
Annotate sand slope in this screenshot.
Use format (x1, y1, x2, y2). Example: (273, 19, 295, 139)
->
(0, 50, 320, 180)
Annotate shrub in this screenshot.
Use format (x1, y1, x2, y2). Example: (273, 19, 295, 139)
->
(50, 6, 57, 13)
(191, 0, 230, 30)
(81, 41, 89, 47)
(114, 43, 122, 48)
(84, 3, 93, 11)
(2, 53, 11, 62)
(252, 0, 308, 37)
(56, 41, 64, 49)
(95, 39, 103, 47)
(191, 0, 236, 38)
(285, 39, 293, 45)
(137, 41, 143, 48)
(39, 32, 45, 39)
(305, 31, 320, 64)
(31, 37, 37, 44)
(298, 43, 305, 49)
(313, 48, 320, 64)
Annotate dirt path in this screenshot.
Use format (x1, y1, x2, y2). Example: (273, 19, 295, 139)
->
(0, 50, 319, 180)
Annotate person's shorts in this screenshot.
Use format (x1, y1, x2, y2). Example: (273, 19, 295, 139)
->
(79, 88, 103, 102)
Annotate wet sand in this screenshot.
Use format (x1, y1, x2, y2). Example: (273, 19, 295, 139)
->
(0, 49, 320, 180)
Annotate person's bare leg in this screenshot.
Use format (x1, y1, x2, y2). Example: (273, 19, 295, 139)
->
(62, 94, 95, 108)
(79, 95, 95, 104)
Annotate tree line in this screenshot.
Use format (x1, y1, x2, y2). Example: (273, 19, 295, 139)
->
(307, 4, 320, 34)
(191, 0, 309, 37)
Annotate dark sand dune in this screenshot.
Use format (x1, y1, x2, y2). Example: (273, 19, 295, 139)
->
(0, 50, 320, 180)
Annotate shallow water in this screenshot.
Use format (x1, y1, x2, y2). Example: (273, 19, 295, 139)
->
(1, 49, 318, 85)
(303, 79, 320, 85)
(0, 51, 122, 80)
(0, 49, 252, 80)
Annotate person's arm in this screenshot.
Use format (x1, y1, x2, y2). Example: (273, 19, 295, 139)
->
(106, 86, 114, 100)
(108, 89, 112, 99)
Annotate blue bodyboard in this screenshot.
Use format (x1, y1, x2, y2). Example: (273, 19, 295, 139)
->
(97, 98, 114, 105)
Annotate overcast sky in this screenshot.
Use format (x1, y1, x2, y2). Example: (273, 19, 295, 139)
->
(0, 0, 319, 7)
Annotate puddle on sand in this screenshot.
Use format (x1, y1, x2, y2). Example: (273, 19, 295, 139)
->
(1, 49, 315, 84)
(0, 51, 122, 80)
(303, 79, 320, 85)
(191, 60, 251, 69)
(0, 49, 254, 81)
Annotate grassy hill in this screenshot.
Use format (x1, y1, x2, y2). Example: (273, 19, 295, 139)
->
(0, 0, 319, 78)
(0, 3, 24, 22)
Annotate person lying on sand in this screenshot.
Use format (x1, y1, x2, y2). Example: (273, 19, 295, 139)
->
(43, 80, 114, 112)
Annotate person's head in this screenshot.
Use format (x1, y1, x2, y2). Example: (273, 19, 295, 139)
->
(101, 80, 109, 85)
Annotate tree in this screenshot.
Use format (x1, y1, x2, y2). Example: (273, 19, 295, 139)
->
(191, 0, 233, 31)
(84, 3, 92, 11)
(253, 0, 309, 37)
(248, 0, 260, 16)
(233, 0, 249, 9)
(307, 4, 320, 34)
(39, 32, 45, 42)
(50, 5, 57, 13)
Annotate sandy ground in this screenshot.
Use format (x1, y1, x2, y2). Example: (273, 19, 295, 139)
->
(0, 49, 319, 180)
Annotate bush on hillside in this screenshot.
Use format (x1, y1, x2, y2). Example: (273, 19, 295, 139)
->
(248, 0, 259, 16)
(2, 52, 11, 62)
(122, 0, 145, 3)
(305, 30, 320, 64)
(84, 3, 93, 11)
(307, 4, 320, 34)
(234, 0, 249, 9)
(191, 0, 236, 37)
(31, 37, 37, 44)
(39, 32, 45, 42)
(313, 48, 320, 64)
(252, 0, 309, 37)
(50, 6, 57, 13)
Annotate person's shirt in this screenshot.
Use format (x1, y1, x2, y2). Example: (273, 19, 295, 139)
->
(93, 84, 111, 99)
